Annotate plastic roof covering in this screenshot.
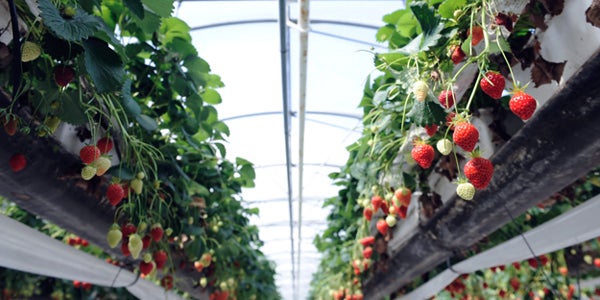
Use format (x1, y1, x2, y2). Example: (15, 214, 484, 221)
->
(176, 1, 402, 299)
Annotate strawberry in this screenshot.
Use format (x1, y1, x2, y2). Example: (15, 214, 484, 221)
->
(130, 178, 143, 194)
(464, 155, 494, 189)
(411, 141, 435, 169)
(121, 223, 137, 238)
(394, 187, 412, 207)
(363, 246, 373, 259)
(451, 45, 465, 64)
(456, 182, 475, 200)
(161, 275, 173, 290)
(380, 200, 389, 215)
(53, 65, 75, 87)
(512, 262, 521, 270)
(106, 183, 125, 206)
(495, 13, 514, 32)
(436, 138, 453, 156)
(121, 239, 131, 256)
(452, 122, 479, 152)
(81, 165, 96, 180)
(445, 112, 456, 130)
(480, 71, 505, 99)
(376, 219, 388, 235)
(595, 258, 600, 268)
(540, 254, 549, 266)
(371, 195, 383, 212)
(468, 26, 484, 46)
(438, 89, 455, 109)
(385, 214, 397, 227)
(424, 124, 438, 136)
(107, 224, 122, 248)
(142, 235, 151, 249)
(559, 266, 568, 276)
(96, 137, 113, 154)
(150, 224, 164, 242)
(398, 205, 408, 219)
(9, 153, 26, 172)
(79, 145, 101, 164)
(194, 261, 205, 272)
(73, 280, 81, 288)
(363, 206, 373, 221)
(528, 258, 538, 269)
(128, 233, 143, 259)
(139, 260, 154, 275)
(412, 80, 429, 102)
(200, 277, 208, 288)
(93, 156, 111, 176)
(509, 91, 537, 120)
(81, 239, 89, 247)
(154, 251, 167, 269)
(21, 41, 41, 62)
(82, 282, 92, 291)
(3, 116, 17, 136)
(359, 236, 375, 247)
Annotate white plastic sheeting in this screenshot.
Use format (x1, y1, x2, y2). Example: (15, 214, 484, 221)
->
(0, 214, 183, 300)
(398, 193, 600, 300)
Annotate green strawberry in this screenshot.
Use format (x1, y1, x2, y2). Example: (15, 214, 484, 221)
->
(130, 178, 143, 195)
(94, 156, 111, 176)
(200, 277, 208, 288)
(128, 234, 143, 259)
(81, 165, 96, 181)
(456, 181, 475, 200)
(21, 41, 41, 62)
(385, 214, 397, 227)
(106, 224, 122, 248)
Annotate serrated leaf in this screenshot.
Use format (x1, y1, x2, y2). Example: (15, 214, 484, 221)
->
(57, 92, 87, 125)
(141, 0, 174, 17)
(489, 37, 512, 54)
(202, 88, 221, 104)
(409, 2, 440, 35)
(406, 100, 446, 126)
(121, 79, 142, 116)
(82, 38, 125, 93)
(38, 0, 101, 41)
(159, 17, 191, 45)
(135, 10, 161, 36)
(438, 0, 466, 19)
(136, 114, 158, 131)
(382, 9, 406, 24)
(376, 25, 396, 42)
(123, 0, 144, 19)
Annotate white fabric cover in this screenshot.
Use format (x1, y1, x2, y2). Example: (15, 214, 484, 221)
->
(398, 193, 600, 299)
(0, 214, 184, 300)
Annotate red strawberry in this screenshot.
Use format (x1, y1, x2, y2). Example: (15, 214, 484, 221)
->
(120, 239, 131, 256)
(451, 45, 466, 64)
(394, 187, 412, 207)
(359, 236, 375, 247)
(150, 224, 164, 242)
(371, 195, 383, 212)
(9, 153, 26, 172)
(528, 257, 538, 269)
(363, 206, 373, 221)
(106, 183, 125, 206)
(67, 237, 77, 246)
(96, 137, 113, 154)
(464, 156, 494, 189)
(81, 239, 89, 247)
(376, 219, 388, 235)
(380, 200, 389, 215)
(411, 141, 435, 169)
(509, 278, 520, 290)
(363, 246, 373, 259)
(154, 250, 168, 269)
(142, 235, 151, 249)
(53, 65, 75, 87)
(509, 91, 537, 120)
(446, 112, 456, 130)
(3, 117, 17, 136)
(469, 26, 484, 46)
(73, 280, 81, 288)
(82, 282, 92, 291)
(398, 205, 408, 219)
(512, 262, 521, 270)
(121, 223, 137, 238)
(594, 257, 600, 268)
(139, 261, 154, 275)
(540, 254, 549, 266)
(79, 145, 101, 164)
(480, 71, 505, 99)
(495, 13, 514, 31)
(161, 275, 173, 290)
(498, 290, 506, 298)
(438, 90, 455, 109)
(424, 124, 438, 136)
(452, 122, 479, 152)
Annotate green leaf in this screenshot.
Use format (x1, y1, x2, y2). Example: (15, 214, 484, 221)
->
(136, 114, 158, 131)
(395, 10, 419, 37)
(57, 92, 87, 125)
(159, 17, 191, 45)
(406, 100, 446, 126)
(438, 0, 466, 18)
(82, 38, 125, 93)
(406, 2, 444, 52)
(121, 79, 142, 116)
(236, 157, 252, 166)
(383, 9, 407, 24)
(135, 10, 161, 36)
(38, 0, 101, 41)
(141, 0, 174, 17)
(202, 88, 222, 105)
(123, 0, 145, 19)
(79, 0, 100, 13)
(214, 142, 227, 158)
(109, 164, 135, 180)
(376, 25, 396, 42)
(167, 38, 198, 59)
(489, 37, 512, 54)
(183, 116, 200, 135)
(212, 121, 230, 136)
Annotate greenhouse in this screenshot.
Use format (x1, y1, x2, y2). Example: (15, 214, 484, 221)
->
(0, 0, 599, 299)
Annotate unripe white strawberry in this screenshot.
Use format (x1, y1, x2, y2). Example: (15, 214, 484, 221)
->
(143, 253, 153, 263)
(385, 214, 397, 227)
(81, 165, 96, 181)
(436, 138, 453, 155)
(21, 41, 41, 62)
(136, 172, 145, 180)
(412, 80, 429, 102)
(130, 178, 143, 195)
(200, 277, 208, 288)
(128, 234, 143, 259)
(94, 156, 111, 176)
(456, 182, 476, 200)
(106, 224, 122, 248)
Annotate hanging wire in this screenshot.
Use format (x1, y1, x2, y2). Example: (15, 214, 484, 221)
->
(502, 203, 564, 300)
